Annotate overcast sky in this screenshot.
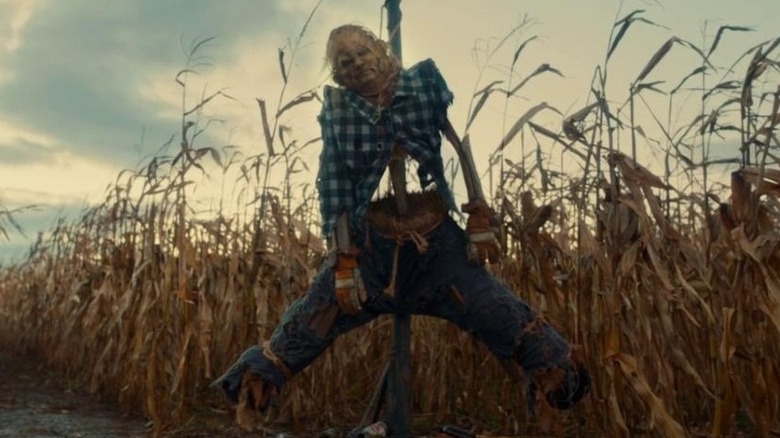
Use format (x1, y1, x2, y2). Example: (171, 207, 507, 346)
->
(0, 0, 777, 261)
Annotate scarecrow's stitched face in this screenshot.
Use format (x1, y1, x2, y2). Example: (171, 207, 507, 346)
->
(332, 31, 386, 94)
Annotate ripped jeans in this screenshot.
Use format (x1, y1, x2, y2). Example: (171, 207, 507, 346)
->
(215, 216, 589, 410)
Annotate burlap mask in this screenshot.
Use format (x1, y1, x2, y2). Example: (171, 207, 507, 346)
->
(326, 25, 399, 96)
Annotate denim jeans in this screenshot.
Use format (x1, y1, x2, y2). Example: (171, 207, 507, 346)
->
(215, 216, 587, 409)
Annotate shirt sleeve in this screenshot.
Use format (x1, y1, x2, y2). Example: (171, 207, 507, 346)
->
(316, 86, 354, 239)
(424, 59, 454, 129)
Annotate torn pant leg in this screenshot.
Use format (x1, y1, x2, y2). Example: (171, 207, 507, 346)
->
(214, 267, 378, 404)
(415, 217, 589, 410)
(517, 328, 591, 410)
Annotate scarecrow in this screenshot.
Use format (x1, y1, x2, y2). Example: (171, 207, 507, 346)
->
(215, 24, 590, 427)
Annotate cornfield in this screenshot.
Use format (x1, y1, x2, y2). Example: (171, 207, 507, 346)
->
(1, 9, 779, 438)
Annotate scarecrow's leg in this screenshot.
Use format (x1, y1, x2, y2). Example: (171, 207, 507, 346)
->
(414, 218, 589, 409)
(214, 267, 378, 405)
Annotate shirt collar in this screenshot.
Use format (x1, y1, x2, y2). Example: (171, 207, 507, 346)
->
(337, 67, 416, 122)
(340, 89, 381, 123)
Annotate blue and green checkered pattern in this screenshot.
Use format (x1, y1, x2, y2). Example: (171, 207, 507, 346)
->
(316, 59, 456, 238)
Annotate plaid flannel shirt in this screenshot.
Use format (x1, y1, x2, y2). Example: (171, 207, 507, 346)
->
(316, 58, 456, 238)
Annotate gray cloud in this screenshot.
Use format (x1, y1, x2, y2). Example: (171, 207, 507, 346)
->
(0, 0, 300, 168)
(0, 138, 56, 165)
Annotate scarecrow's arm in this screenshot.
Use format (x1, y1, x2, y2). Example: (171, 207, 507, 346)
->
(443, 120, 485, 205)
(444, 120, 502, 265)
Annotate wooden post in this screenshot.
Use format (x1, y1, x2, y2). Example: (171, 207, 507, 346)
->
(384, 1, 413, 436)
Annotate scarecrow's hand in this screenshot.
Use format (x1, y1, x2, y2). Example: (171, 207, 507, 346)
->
(463, 199, 501, 266)
(334, 249, 366, 313)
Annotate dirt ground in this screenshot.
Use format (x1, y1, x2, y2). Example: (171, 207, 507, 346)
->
(0, 351, 150, 437)
(0, 351, 286, 437)
(0, 351, 355, 437)
(0, 351, 483, 437)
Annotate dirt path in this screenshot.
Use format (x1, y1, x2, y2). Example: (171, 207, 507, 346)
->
(0, 351, 329, 437)
(0, 351, 472, 437)
(0, 351, 149, 438)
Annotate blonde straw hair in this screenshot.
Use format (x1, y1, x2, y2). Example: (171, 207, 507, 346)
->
(325, 24, 400, 86)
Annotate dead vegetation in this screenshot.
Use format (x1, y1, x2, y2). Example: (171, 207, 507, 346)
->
(1, 9, 779, 438)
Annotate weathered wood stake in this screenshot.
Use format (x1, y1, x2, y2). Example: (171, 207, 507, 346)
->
(385, 0, 413, 436)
